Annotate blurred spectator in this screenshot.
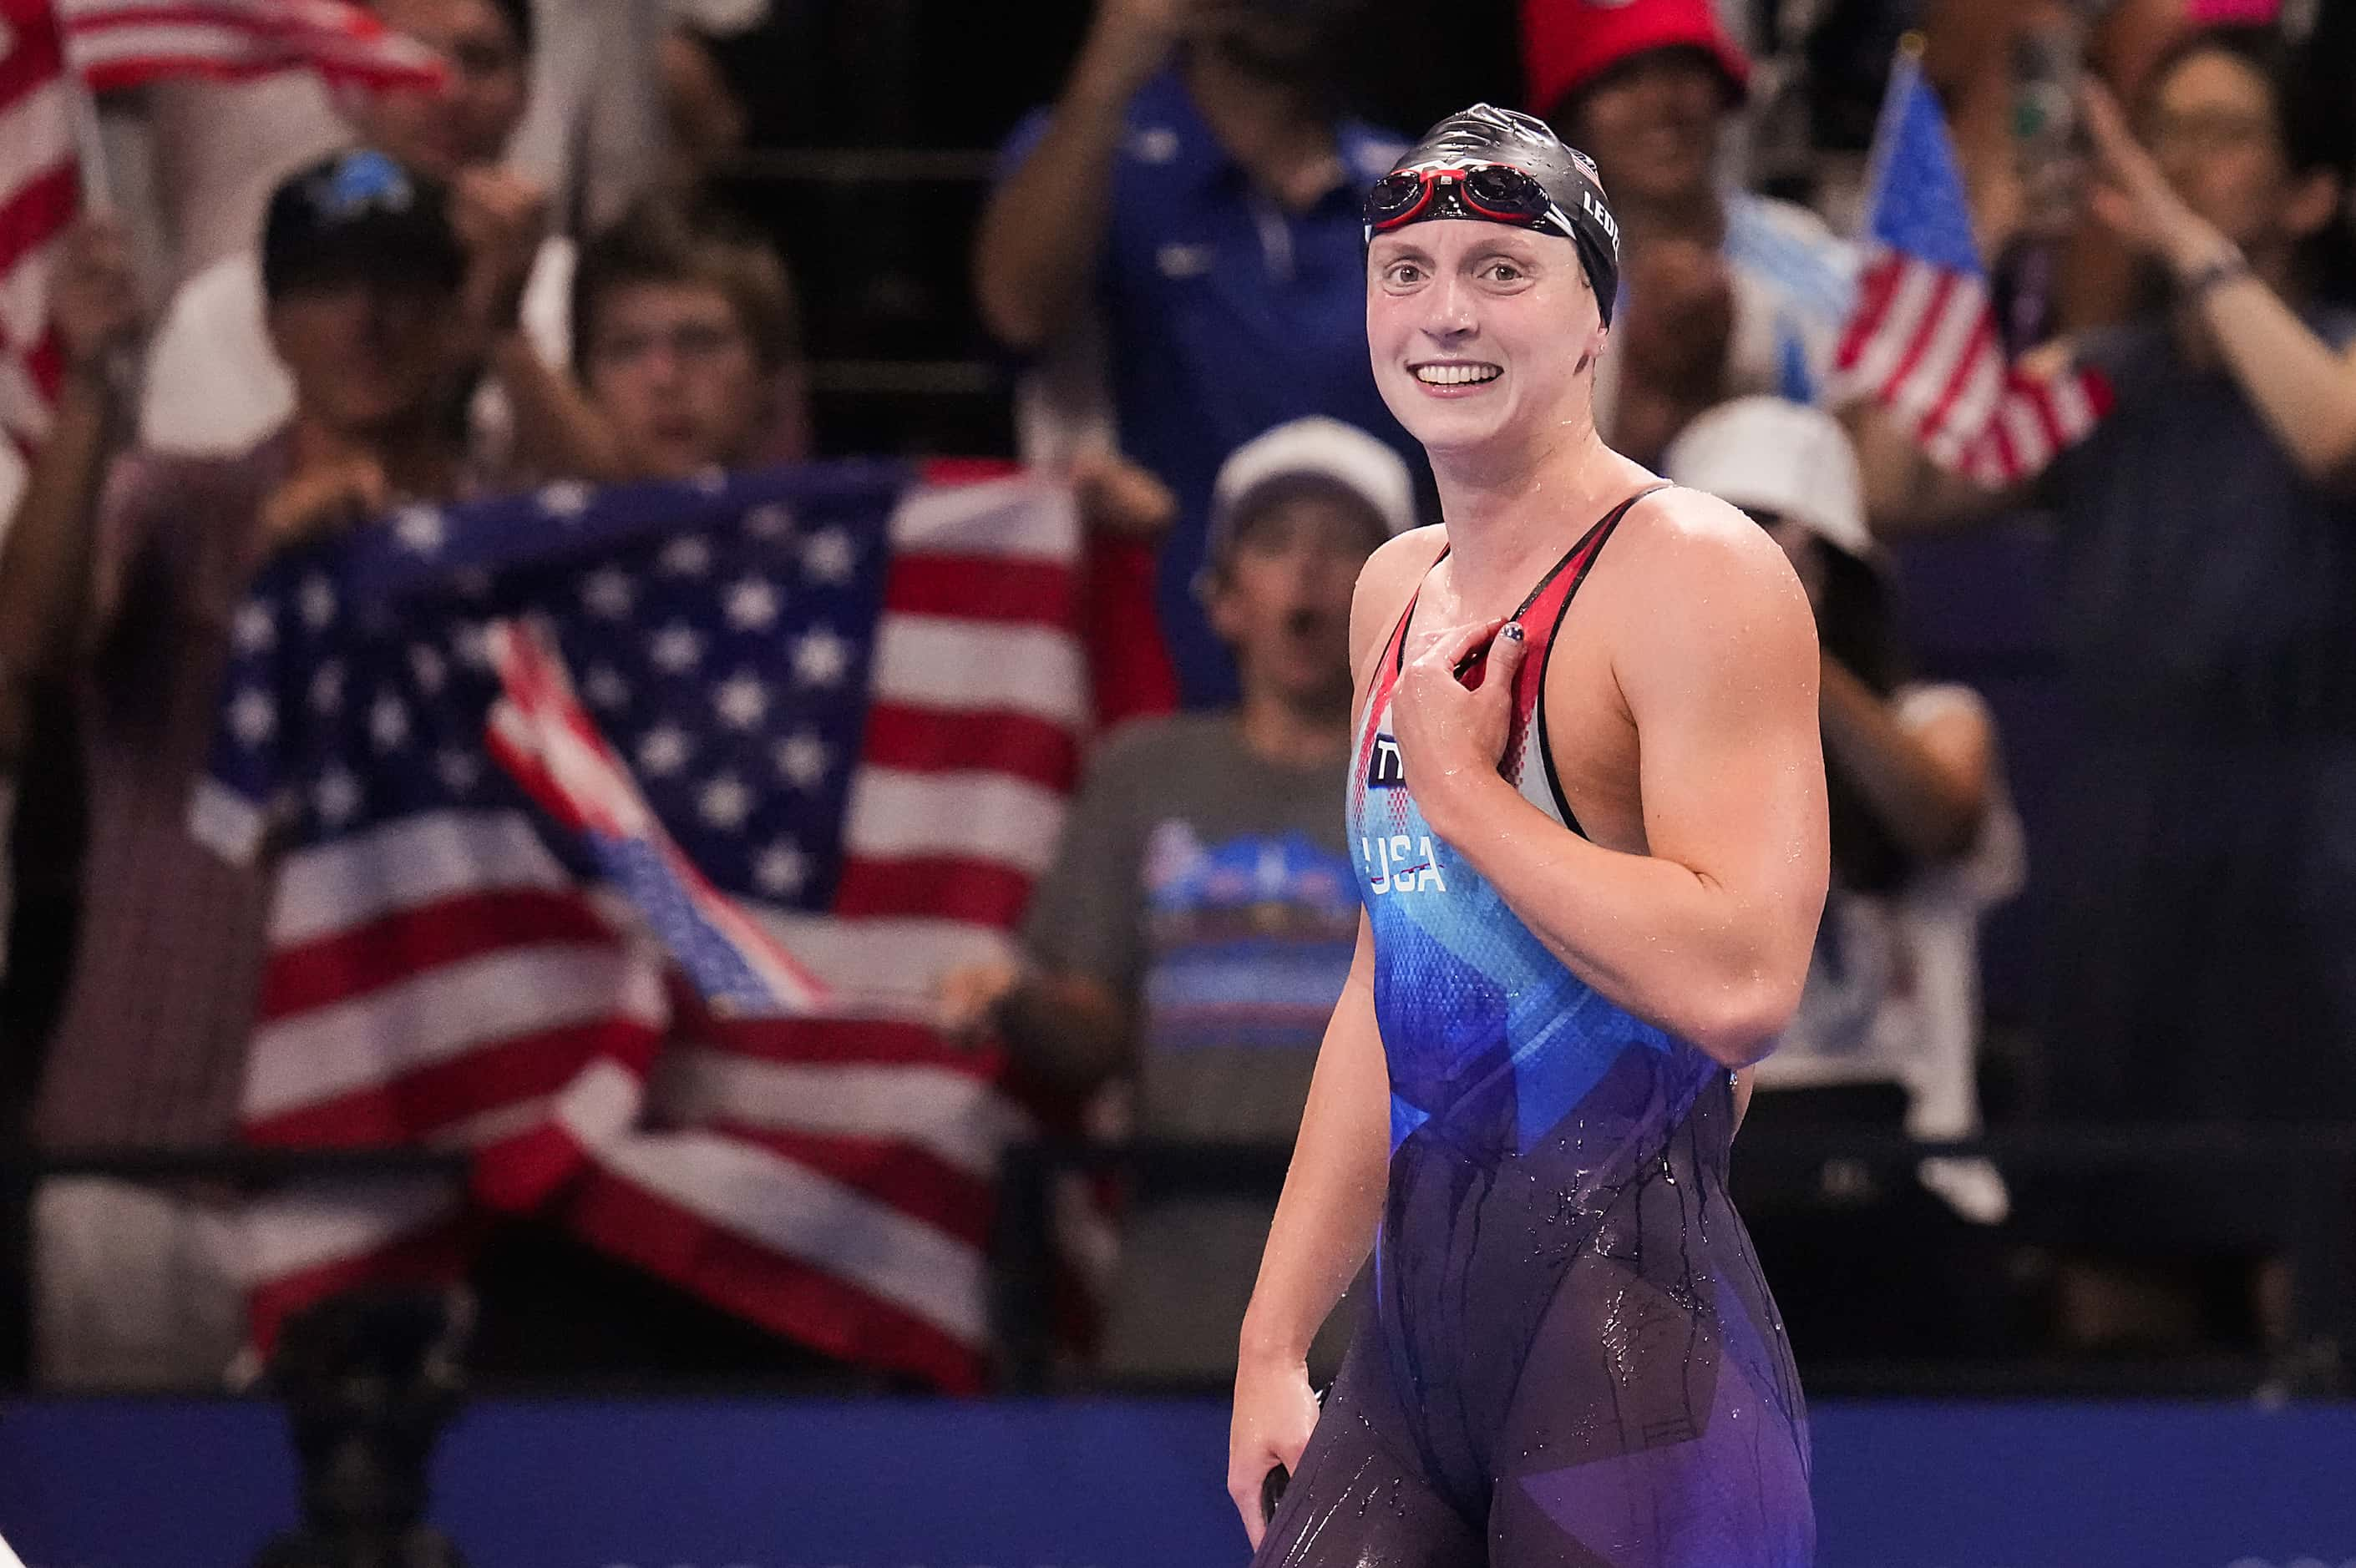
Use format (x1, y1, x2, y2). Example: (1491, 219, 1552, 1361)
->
(1867, 25, 2356, 1126)
(939, 417, 1413, 1383)
(5, 152, 484, 1386)
(1524, 0, 1859, 463)
(1864, 24, 2354, 1348)
(1665, 397, 2024, 1358)
(137, 0, 605, 478)
(570, 198, 809, 476)
(973, 0, 1423, 709)
(656, 23, 752, 203)
(0, 218, 144, 1018)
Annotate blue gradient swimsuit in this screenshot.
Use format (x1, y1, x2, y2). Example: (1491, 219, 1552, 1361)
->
(1254, 492, 1814, 1568)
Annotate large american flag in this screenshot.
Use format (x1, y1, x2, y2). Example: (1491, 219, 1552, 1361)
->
(57, 0, 447, 93)
(193, 462, 1089, 1390)
(0, 0, 77, 457)
(1835, 46, 2110, 484)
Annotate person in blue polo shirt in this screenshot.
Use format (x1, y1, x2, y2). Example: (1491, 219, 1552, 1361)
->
(974, 0, 1425, 708)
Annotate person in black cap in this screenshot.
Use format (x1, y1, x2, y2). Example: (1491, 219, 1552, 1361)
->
(1226, 106, 1826, 1565)
(0, 149, 493, 1388)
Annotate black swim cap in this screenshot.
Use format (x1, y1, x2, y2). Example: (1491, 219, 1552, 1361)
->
(1367, 104, 1621, 326)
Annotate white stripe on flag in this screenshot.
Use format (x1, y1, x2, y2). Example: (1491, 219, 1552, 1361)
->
(889, 475, 1080, 560)
(2047, 368, 2098, 442)
(1845, 260, 1940, 398)
(270, 809, 573, 944)
(748, 911, 1014, 1014)
(235, 1176, 460, 1285)
(651, 1050, 1025, 1178)
(870, 615, 1087, 726)
(1994, 392, 2049, 478)
(1902, 277, 1988, 432)
(0, 78, 72, 235)
(1924, 336, 2006, 464)
(595, 1130, 986, 1341)
(60, 20, 269, 68)
(243, 944, 664, 1121)
(844, 766, 1066, 873)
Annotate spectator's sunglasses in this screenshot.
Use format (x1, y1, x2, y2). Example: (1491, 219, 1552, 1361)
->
(1363, 164, 1564, 234)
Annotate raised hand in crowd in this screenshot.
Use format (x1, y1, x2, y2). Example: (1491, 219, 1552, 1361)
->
(972, 0, 1198, 349)
(456, 165, 637, 483)
(0, 215, 144, 710)
(2078, 74, 2356, 491)
(450, 165, 554, 342)
(1071, 0, 1196, 104)
(48, 215, 144, 379)
(1071, 448, 1178, 539)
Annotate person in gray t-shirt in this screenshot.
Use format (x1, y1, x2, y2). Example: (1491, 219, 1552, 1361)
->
(943, 417, 1417, 1383)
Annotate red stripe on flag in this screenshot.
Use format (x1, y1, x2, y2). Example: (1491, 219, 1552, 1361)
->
(259, 889, 617, 1020)
(565, 1168, 985, 1391)
(245, 1016, 661, 1147)
(861, 702, 1078, 791)
(713, 1127, 995, 1247)
(247, 1214, 478, 1354)
(1918, 308, 1999, 446)
(0, 165, 79, 286)
(920, 457, 1022, 487)
(1834, 253, 1904, 372)
(833, 854, 1034, 926)
(474, 1120, 596, 1212)
(0, 7, 67, 104)
(698, 1013, 1007, 1076)
(883, 554, 1077, 625)
(2027, 378, 2069, 454)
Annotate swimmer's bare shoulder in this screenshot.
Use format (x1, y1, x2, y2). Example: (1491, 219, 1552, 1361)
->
(1574, 483, 1816, 695)
(1349, 523, 1451, 698)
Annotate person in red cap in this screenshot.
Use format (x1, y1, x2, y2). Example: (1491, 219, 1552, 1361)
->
(1522, 0, 1862, 468)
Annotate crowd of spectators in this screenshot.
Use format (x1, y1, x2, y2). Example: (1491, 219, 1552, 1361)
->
(1, 0, 2352, 1393)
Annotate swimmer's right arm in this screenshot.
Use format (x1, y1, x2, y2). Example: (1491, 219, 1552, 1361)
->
(1225, 526, 1439, 1548)
(1229, 916, 1389, 1547)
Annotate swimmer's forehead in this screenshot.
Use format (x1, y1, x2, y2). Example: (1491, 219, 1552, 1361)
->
(1367, 223, 1577, 259)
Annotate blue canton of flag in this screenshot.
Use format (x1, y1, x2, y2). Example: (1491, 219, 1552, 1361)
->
(199, 464, 901, 920)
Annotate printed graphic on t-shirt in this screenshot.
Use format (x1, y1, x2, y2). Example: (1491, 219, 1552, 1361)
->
(1139, 821, 1358, 1052)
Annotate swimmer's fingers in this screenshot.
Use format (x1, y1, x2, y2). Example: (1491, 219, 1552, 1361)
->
(1406, 616, 1507, 679)
(1226, 1437, 1281, 1549)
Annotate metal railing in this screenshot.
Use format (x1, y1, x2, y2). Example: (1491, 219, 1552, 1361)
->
(993, 1125, 2356, 1397)
(5, 1130, 2349, 1397)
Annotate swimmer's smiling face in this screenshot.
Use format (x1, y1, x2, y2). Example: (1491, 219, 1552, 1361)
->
(1366, 220, 1605, 461)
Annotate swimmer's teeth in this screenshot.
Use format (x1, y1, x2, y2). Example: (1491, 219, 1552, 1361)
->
(1416, 364, 1501, 386)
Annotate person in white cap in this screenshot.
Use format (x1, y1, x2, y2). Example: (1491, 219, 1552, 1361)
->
(939, 417, 1416, 1383)
(1664, 395, 2024, 1351)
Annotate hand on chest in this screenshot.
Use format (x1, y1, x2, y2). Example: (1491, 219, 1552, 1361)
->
(1381, 572, 1645, 853)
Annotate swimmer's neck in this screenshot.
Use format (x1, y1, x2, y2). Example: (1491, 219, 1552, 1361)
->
(1429, 416, 1648, 606)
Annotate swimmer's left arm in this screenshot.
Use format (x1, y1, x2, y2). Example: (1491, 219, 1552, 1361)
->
(1394, 500, 1829, 1068)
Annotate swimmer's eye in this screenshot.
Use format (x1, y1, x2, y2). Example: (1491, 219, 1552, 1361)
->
(1381, 260, 1425, 287)
(1482, 261, 1527, 284)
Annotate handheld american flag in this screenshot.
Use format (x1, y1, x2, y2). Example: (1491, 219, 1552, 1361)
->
(195, 461, 1087, 1389)
(56, 0, 448, 93)
(0, 1, 79, 457)
(1836, 43, 2110, 484)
